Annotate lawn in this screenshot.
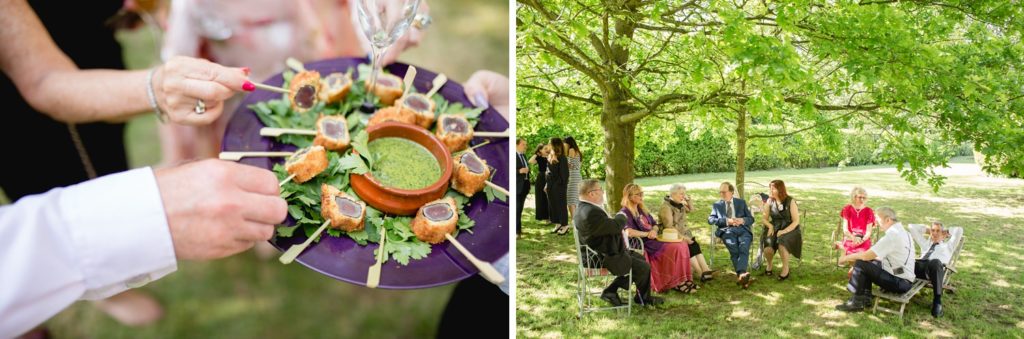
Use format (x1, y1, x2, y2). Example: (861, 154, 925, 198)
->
(10, 0, 509, 337)
(516, 157, 1024, 338)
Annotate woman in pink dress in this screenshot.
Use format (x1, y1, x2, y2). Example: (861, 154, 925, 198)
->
(621, 184, 696, 294)
(835, 187, 876, 255)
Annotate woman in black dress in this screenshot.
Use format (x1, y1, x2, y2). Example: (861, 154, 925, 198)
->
(546, 138, 570, 234)
(760, 179, 803, 280)
(528, 144, 550, 223)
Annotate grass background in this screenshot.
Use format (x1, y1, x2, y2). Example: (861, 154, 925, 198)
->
(517, 156, 1024, 338)
(0, 0, 507, 337)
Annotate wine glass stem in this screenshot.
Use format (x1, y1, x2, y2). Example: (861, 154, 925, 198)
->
(367, 45, 390, 103)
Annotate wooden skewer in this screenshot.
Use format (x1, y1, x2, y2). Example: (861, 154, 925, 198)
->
(253, 82, 290, 94)
(279, 220, 330, 264)
(484, 180, 509, 196)
(260, 127, 317, 137)
(444, 233, 505, 284)
(218, 151, 293, 161)
(473, 131, 508, 138)
(451, 140, 491, 156)
(366, 224, 387, 288)
(286, 57, 307, 72)
(400, 66, 418, 108)
(279, 173, 296, 187)
(425, 73, 447, 97)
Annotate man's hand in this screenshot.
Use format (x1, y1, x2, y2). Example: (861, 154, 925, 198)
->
(155, 160, 287, 260)
(519, 168, 529, 174)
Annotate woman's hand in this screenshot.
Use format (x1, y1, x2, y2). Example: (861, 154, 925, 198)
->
(153, 56, 253, 126)
(462, 70, 509, 120)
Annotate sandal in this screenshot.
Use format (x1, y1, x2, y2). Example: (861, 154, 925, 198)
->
(700, 272, 714, 282)
(676, 281, 697, 294)
(764, 270, 774, 276)
(557, 225, 570, 235)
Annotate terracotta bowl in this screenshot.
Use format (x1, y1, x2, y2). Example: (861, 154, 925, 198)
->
(350, 122, 454, 215)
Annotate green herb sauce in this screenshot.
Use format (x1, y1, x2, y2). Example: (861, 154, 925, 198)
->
(368, 137, 441, 190)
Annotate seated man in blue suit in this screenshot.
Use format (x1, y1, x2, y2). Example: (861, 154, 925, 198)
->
(708, 182, 756, 289)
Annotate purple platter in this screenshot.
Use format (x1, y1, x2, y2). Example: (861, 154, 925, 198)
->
(222, 58, 509, 289)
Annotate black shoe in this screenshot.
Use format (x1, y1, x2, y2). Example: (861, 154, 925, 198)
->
(634, 295, 664, 306)
(764, 270, 774, 276)
(778, 273, 790, 281)
(600, 291, 623, 307)
(835, 295, 872, 312)
(932, 303, 943, 318)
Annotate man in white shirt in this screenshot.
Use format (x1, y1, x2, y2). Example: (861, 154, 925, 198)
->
(909, 222, 963, 317)
(835, 207, 915, 313)
(0, 160, 287, 337)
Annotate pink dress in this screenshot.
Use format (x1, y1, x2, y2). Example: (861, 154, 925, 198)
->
(840, 205, 875, 254)
(622, 207, 692, 293)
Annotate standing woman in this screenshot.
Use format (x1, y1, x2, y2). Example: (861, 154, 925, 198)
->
(528, 144, 550, 224)
(760, 180, 803, 280)
(545, 138, 570, 235)
(565, 137, 584, 224)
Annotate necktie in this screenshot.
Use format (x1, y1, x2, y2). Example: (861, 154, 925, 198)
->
(922, 243, 938, 260)
(726, 201, 734, 219)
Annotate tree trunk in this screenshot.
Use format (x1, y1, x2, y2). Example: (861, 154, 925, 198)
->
(735, 107, 748, 199)
(602, 96, 636, 212)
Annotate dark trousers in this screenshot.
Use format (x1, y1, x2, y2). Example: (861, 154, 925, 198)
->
(847, 260, 912, 296)
(721, 230, 753, 274)
(915, 259, 945, 304)
(605, 251, 651, 300)
(436, 275, 507, 337)
(516, 192, 528, 235)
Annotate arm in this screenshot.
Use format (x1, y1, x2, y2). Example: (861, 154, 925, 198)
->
(780, 200, 800, 234)
(683, 197, 693, 213)
(0, 169, 177, 337)
(0, 160, 286, 336)
(528, 155, 538, 164)
(908, 224, 930, 249)
(708, 204, 727, 228)
(862, 212, 876, 242)
(839, 249, 878, 265)
(586, 210, 629, 237)
(0, 0, 249, 125)
(657, 204, 672, 229)
(740, 202, 755, 227)
(558, 158, 570, 182)
(841, 211, 855, 240)
(946, 227, 963, 247)
(761, 205, 772, 229)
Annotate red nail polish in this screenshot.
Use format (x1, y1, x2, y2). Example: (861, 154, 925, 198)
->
(243, 81, 255, 91)
(241, 67, 251, 75)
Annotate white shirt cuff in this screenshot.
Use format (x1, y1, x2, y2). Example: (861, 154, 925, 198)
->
(58, 167, 178, 300)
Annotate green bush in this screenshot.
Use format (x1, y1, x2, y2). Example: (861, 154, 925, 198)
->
(521, 125, 971, 179)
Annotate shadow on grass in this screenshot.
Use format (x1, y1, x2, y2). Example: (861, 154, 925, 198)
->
(517, 162, 1024, 338)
